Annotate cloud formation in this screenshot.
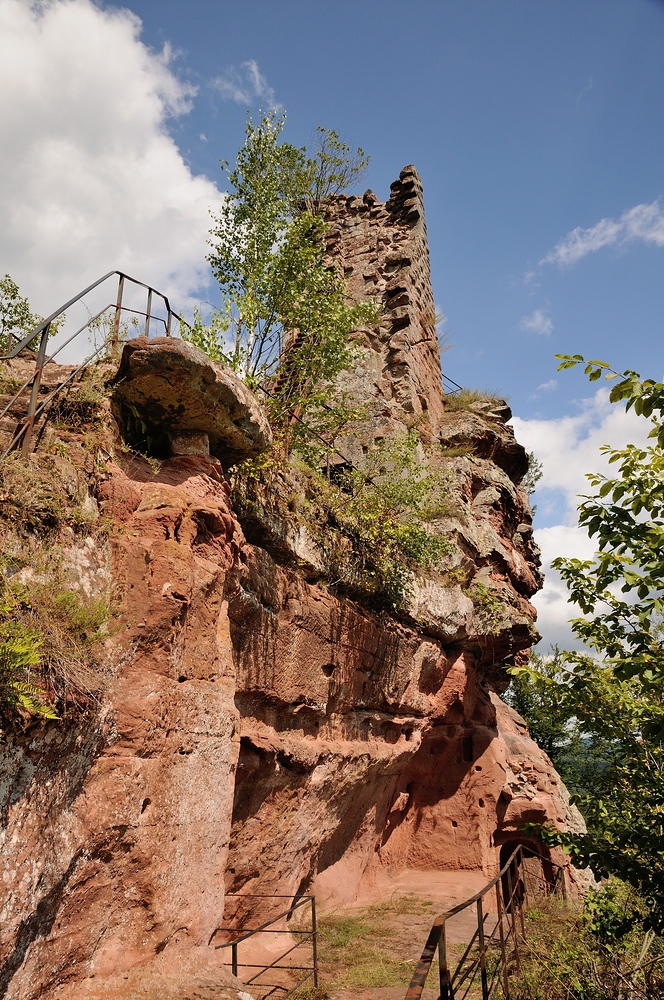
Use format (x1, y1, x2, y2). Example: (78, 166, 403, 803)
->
(0, 0, 223, 320)
(512, 390, 651, 649)
(542, 200, 664, 267)
(211, 60, 280, 109)
(519, 308, 553, 335)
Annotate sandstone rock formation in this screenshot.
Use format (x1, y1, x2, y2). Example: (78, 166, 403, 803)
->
(113, 336, 273, 464)
(0, 168, 582, 1000)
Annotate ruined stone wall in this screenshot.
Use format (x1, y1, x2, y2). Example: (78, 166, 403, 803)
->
(323, 166, 445, 463)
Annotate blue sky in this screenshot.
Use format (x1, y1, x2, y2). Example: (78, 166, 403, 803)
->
(1, 0, 663, 646)
(122, 0, 664, 420)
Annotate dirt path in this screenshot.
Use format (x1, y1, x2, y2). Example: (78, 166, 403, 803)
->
(316, 869, 498, 1000)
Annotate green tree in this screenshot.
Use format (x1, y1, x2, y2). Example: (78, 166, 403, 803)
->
(0, 274, 40, 354)
(512, 356, 664, 930)
(505, 647, 608, 797)
(189, 112, 376, 454)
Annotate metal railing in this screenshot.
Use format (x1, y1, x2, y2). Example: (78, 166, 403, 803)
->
(0, 268, 463, 463)
(215, 893, 318, 999)
(0, 270, 189, 460)
(405, 845, 568, 1000)
(443, 373, 463, 395)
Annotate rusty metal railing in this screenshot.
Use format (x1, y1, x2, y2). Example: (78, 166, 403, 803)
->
(405, 845, 568, 1000)
(0, 270, 190, 460)
(214, 893, 318, 999)
(443, 373, 463, 395)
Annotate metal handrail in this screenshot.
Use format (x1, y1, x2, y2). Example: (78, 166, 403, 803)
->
(405, 844, 568, 1000)
(443, 373, 463, 395)
(0, 270, 191, 459)
(215, 893, 318, 998)
(0, 268, 463, 462)
(0, 270, 187, 360)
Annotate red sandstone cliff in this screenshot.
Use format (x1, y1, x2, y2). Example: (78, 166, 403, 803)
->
(0, 169, 583, 1000)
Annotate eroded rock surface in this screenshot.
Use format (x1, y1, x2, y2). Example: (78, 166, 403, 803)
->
(112, 337, 272, 464)
(0, 453, 243, 999)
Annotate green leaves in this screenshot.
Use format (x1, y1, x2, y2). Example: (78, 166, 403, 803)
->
(188, 111, 376, 459)
(0, 630, 57, 721)
(308, 431, 454, 610)
(521, 354, 664, 929)
(0, 273, 42, 353)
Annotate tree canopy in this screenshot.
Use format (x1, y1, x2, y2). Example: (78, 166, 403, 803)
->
(188, 112, 376, 456)
(512, 356, 664, 930)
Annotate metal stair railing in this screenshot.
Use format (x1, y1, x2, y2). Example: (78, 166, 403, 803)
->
(0, 270, 190, 460)
(404, 844, 569, 1000)
(0, 268, 463, 463)
(214, 893, 318, 999)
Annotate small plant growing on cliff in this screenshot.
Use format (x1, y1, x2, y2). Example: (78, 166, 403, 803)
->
(0, 573, 110, 724)
(0, 452, 98, 536)
(49, 363, 112, 431)
(188, 112, 377, 452)
(443, 388, 506, 419)
(463, 580, 508, 635)
(0, 627, 58, 721)
(306, 431, 455, 609)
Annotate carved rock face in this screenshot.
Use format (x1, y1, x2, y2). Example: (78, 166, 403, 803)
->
(112, 337, 272, 465)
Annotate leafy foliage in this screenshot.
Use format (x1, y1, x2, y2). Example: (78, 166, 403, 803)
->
(462, 580, 509, 635)
(0, 274, 40, 354)
(0, 274, 64, 354)
(505, 647, 611, 798)
(190, 111, 376, 454)
(307, 431, 454, 609)
(512, 355, 664, 930)
(0, 626, 57, 720)
(549, 355, 664, 692)
(512, 885, 664, 1000)
(523, 451, 544, 511)
(0, 574, 109, 727)
(0, 427, 112, 726)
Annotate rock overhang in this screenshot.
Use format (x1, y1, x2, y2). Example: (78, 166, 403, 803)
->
(111, 336, 272, 466)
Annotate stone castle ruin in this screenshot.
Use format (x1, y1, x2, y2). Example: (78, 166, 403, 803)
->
(0, 167, 583, 1000)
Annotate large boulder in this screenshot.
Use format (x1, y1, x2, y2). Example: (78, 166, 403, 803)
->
(112, 337, 272, 465)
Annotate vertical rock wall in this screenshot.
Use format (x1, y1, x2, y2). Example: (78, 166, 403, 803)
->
(223, 167, 582, 915)
(324, 166, 445, 462)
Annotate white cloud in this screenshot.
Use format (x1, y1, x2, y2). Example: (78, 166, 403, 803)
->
(528, 378, 558, 400)
(530, 525, 597, 649)
(211, 60, 280, 109)
(512, 389, 652, 649)
(0, 0, 223, 325)
(520, 308, 553, 335)
(541, 200, 664, 267)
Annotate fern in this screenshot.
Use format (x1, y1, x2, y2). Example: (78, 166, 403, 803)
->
(0, 633, 58, 720)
